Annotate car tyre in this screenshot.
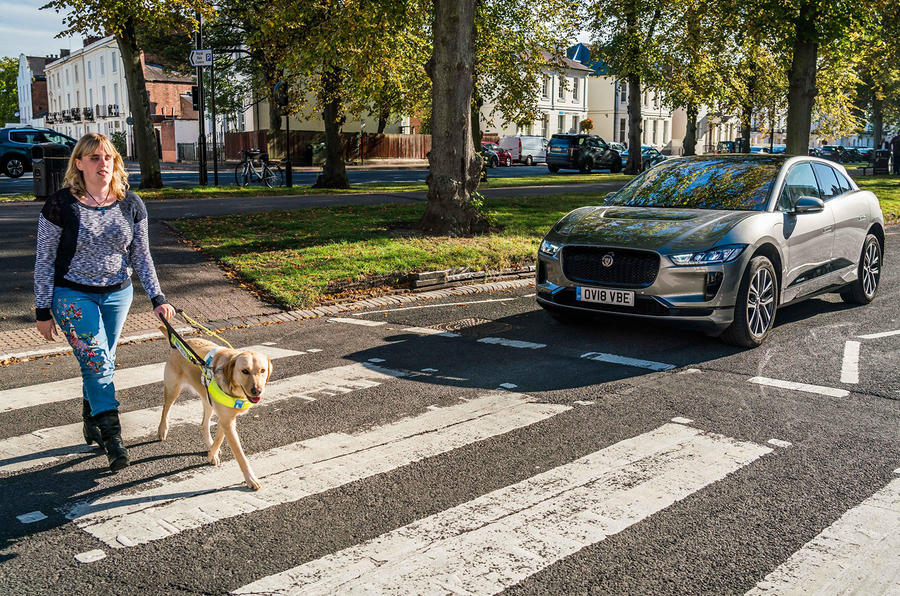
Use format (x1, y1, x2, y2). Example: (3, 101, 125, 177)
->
(3, 157, 25, 178)
(548, 164, 559, 174)
(525, 155, 533, 166)
(611, 159, 622, 173)
(840, 234, 881, 304)
(504, 156, 511, 167)
(490, 155, 498, 168)
(580, 159, 593, 174)
(721, 256, 778, 348)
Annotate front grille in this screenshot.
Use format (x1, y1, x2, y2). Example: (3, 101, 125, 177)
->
(541, 289, 713, 317)
(562, 246, 660, 287)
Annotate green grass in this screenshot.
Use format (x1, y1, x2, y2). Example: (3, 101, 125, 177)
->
(854, 177, 900, 222)
(170, 194, 600, 308)
(0, 171, 631, 203)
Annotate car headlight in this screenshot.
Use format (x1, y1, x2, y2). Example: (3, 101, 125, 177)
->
(668, 245, 746, 266)
(539, 240, 562, 257)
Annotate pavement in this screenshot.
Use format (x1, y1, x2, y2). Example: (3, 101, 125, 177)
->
(125, 158, 430, 173)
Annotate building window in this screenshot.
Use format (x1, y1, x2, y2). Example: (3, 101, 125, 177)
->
(558, 78, 565, 100)
(102, 86, 106, 105)
(111, 52, 117, 72)
(619, 119, 626, 143)
(87, 61, 92, 79)
(113, 83, 118, 105)
(89, 88, 93, 107)
(542, 75, 549, 99)
(663, 121, 669, 143)
(100, 56, 105, 76)
(572, 115, 579, 132)
(66, 70, 69, 85)
(642, 120, 648, 144)
(572, 77, 579, 101)
(558, 114, 564, 133)
(74, 65, 79, 83)
(652, 120, 658, 144)
(620, 83, 626, 103)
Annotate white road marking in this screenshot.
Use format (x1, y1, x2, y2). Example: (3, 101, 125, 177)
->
(746, 478, 900, 596)
(16, 511, 47, 523)
(0, 345, 303, 413)
(857, 329, 900, 339)
(327, 317, 385, 327)
(581, 352, 675, 371)
(234, 423, 771, 595)
(840, 340, 861, 384)
(671, 417, 693, 424)
(478, 337, 546, 350)
(74, 550, 106, 564)
(367, 358, 386, 363)
(62, 392, 570, 549)
(421, 368, 438, 372)
(357, 298, 518, 315)
(0, 363, 406, 475)
(401, 327, 461, 338)
(499, 383, 518, 389)
(307, 349, 322, 353)
(574, 400, 595, 406)
(748, 377, 849, 398)
(767, 439, 793, 448)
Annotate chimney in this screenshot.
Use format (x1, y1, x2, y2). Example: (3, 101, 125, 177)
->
(83, 36, 101, 47)
(60, 49, 70, 58)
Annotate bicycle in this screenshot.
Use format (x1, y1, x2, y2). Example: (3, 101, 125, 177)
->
(234, 149, 283, 188)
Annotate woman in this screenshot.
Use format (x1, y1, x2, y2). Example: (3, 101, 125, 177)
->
(34, 133, 175, 472)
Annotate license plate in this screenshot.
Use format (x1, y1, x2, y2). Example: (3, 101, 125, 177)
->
(576, 287, 635, 306)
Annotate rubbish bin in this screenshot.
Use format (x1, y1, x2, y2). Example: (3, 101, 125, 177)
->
(32, 143, 71, 200)
(311, 142, 327, 166)
(873, 149, 890, 175)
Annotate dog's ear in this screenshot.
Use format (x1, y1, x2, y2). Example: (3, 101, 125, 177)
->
(265, 357, 273, 383)
(222, 356, 237, 390)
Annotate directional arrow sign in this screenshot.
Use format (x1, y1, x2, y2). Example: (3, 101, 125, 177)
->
(189, 49, 213, 67)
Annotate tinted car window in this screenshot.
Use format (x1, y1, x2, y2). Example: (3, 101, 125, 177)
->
(811, 162, 841, 200)
(779, 162, 820, 210)
(9, 131, 37, 143)
(834, 169, 852, 193)
(604, 157, 782, 211)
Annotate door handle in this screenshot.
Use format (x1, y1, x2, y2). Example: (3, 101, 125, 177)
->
(822, 226, 833, 233)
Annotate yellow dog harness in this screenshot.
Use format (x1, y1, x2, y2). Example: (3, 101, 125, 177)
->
(202, 347, 254, 411)
(161, 315, 254, 411)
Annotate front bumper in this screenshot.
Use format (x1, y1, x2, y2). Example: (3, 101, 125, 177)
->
(536, 246, 752, 332)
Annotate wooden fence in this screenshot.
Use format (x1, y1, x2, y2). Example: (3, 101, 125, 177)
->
(224, 131, 432, 163)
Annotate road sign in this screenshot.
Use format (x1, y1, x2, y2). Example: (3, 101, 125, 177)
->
(190, 49, 213, 67)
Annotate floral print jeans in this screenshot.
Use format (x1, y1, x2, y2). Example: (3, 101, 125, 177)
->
(52, 285, 133, 416)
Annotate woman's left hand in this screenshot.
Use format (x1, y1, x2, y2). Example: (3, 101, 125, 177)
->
(154, 303, 176, 321)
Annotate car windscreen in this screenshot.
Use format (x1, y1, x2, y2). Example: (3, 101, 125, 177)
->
(604, 157, 782, 211)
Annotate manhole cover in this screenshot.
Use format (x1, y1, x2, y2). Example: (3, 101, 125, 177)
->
(431, 318, 513, 336)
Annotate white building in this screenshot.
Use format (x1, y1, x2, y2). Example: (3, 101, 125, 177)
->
(479, 55, 592, 140)
(16, 55, 50, 127)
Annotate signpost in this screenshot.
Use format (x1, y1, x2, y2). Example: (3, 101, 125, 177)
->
(193, 17, 208, 186)
(189, 50, 213, 67)
(191, 46, 217, 185)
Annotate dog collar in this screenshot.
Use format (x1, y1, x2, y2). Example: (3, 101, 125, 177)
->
(203, 348, 254, 411)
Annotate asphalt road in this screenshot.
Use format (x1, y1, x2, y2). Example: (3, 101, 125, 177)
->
(0, 227, 897, 594)
(0, 163, 581, 195)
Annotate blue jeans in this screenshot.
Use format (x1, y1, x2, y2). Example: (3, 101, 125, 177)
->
(52, 285, 133, 416)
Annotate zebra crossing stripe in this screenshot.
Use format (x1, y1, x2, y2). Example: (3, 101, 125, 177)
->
(62, 392, 570, 549)
(746, 478, 900, 595)
(0, 363, 406, 475)
(234, 423, 771, 595)
(0, 345, 304, 413)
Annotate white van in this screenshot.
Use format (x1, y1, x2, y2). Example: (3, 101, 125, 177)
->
(499, 136, 548, 165)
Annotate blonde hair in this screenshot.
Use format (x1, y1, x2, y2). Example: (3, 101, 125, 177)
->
(64, 133, 129, 200)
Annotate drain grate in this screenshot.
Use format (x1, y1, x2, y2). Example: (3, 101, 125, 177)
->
(430, 318, 514, 336)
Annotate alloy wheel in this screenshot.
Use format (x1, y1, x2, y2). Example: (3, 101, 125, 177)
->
(746, 268, 775, 337)
(862, 241, 880, 297)
(6, 158, 24, 178)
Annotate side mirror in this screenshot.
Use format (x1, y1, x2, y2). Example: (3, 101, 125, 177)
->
(793, 195, 825, 214)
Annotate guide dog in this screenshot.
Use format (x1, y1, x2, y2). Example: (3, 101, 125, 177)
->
(158, 332, 273, 490)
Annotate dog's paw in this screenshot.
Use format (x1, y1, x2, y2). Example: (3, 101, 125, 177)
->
(208, 451, 220, 466)
(157, 424, 168, 441)
(246, 476, 261, 491)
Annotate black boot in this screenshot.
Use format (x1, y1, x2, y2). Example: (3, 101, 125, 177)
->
(81, 400, 104, 449)
(94, 410, 129, 472)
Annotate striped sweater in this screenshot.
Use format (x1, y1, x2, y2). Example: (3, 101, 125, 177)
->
(34, 188, 166, 321)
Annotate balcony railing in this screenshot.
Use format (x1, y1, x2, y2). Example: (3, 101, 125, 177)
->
(95, 104, 107, 118)
(108, 104, 120, 117)
(62, 109, 73, 122)
(46, 112, 56, 124)
(82, 106, 94, 121)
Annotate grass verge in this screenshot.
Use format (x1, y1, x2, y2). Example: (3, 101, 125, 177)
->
(0, 171, 631, 203)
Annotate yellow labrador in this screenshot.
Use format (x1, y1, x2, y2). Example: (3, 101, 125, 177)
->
(158, 334, 273, 490)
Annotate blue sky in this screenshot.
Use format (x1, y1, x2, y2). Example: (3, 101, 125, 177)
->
(1, 0, 77, 60)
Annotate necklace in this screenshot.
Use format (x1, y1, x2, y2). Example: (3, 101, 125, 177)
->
(84, 188, 111, 214)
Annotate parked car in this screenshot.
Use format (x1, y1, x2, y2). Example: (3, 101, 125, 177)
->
(536, 155, 884, 347)
(716, 140, 738, 154)
(609, 142, 626, 155)
(546, 134, 622, 174)
(499, 135, 547, 165)
(818, 145, 849, 163)
(620, 145, 667, 171)
(0, 126, 76, 178)
(481, 142, 513, 167)
(480, 145, 500, 168)
(856, 147, 874, 162)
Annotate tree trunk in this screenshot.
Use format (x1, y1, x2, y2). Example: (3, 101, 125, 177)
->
(471, 92, 484, 150)
(626, 75, 642, 174)
(419, 0, 488, 236)
(314, 68, 349, 189)
(872, 96, 883, 150)
(785, 0, 818, 156)
(741, 104, 753, 153)
(683, 101, 698, 156)
(116, 23, 162, 189)
(377, 106, 388, 134)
